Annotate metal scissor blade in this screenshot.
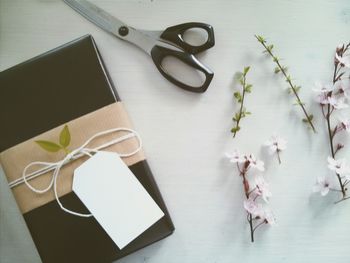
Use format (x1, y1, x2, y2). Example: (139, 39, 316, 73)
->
(64, 0, 126, 37)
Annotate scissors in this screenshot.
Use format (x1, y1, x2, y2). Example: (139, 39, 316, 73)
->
(64, 0, 215, 93)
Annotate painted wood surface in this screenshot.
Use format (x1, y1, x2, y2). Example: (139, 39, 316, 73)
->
(1, 0, 349, 262)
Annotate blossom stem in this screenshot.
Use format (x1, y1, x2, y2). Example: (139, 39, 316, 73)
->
(255, 35, 316, 133)
(253, 220, 266, 233)
(241, 167, 255, 243)
(321, 105, 326, 118)
(326, 63, 347, 198)
(237, 163, 243, 174)
(329, 188, 343, 192)
(326, 105, 335, 156)
(334, 196, 350, 204)
(276, 150, 281, 164)
(247, 187, 257, 196)
(249, 213, 254, 242)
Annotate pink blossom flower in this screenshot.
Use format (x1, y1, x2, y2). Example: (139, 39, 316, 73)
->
(254, 175, 272, 202)
(335, 53, 350, 68)
(313, 176, 331, 196)
(247, 154, 265, 172)
(225, 150, 245, 163)
(327, 157, 350, 175)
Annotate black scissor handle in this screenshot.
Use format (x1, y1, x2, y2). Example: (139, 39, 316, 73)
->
(151, 45, 214, 93)
(160, 22, 215, 54)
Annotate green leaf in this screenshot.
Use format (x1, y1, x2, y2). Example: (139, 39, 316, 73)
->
(243, 66, 250, 75)
(235, 112, 241, 121)
(274, 67, 280, 74)
(234, 92, 242, 101)
(255, 35, 265, 43)
(231, 126, 241, 133)
(294, 85, 301, 93)
(245, 84, 252, 93)
(293, 99, 305, 106)
(302, 115, 313, 123)
(235, 72, 243, 80)
(35, 140, 62, 152)
(245, 111, 252, 115)
(59, 125, 71, 148)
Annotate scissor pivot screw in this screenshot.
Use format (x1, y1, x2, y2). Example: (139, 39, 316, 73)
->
(118, 26, 129, 36)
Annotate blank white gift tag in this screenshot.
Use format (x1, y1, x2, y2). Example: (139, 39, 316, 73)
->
(72, 151, 164, 249)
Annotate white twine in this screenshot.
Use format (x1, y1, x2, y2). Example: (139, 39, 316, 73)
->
(8, 128, 142, 217)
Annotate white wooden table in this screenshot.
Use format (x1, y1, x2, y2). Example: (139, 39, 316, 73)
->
(1, 0, 350, 262)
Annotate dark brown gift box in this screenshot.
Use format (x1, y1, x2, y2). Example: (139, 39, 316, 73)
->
(0, 35, 174, 263)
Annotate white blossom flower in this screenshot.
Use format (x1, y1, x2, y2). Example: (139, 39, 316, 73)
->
(327, 157, 350, 175)
(327, 96, 349, 109)
(313, 83, 333, 104)
(264, 134, 287, 155)
(313, 82, 334, 93)
(315, 93, 330, 105)
(243, 198, 258, 214)
(313, 176, 331, 196)
(254, 175, 272, 202)
(335, 80, 350, 99)
(335, 53, 350, 68)
(225, 150, 245, 163)
(263, 209, 276, 225)
(338, 116, 350, 133)
(243, 198, 264, 218)
(247, 154, 265, 172)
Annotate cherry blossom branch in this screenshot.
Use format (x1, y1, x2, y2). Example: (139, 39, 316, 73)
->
(226, 151, 275, 242)
(255, 35, 316, 133)
(313, 42, 350, 202)
(329, 45, 349, 200)
(328, 64, 346, 198)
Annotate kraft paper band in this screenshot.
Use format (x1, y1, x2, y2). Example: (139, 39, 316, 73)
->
(0, 102, 145, 214)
